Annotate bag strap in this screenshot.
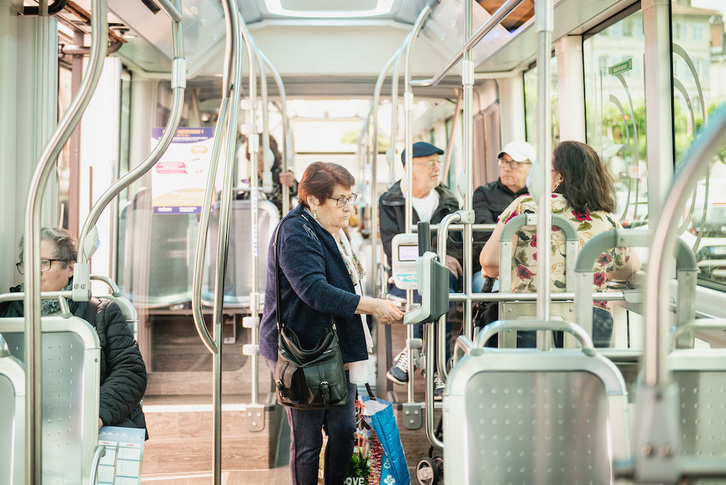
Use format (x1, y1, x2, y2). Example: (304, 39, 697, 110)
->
(273, 212, 336, 333)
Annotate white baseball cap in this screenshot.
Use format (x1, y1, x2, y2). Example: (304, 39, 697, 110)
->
(498, 141, 537, 163)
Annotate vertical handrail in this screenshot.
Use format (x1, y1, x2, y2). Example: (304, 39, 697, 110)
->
(240, 17, 262, 407)
(370, 45, 405, 300)
(189, 0, 246, 482)
(461, 0, 474, 342)
(256, 48, 291, 214)
(402, 0, 438, 405)
(534, 0, 554, 347)
(22, 0, 107, 481)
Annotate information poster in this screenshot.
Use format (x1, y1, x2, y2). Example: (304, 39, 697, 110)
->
(98, 426, 146, 485)
(151, 127, 214, 214)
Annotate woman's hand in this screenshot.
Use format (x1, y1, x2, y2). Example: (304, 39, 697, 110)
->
(373, 299, 405, 325)
(279, 171, 295, 187)
(356, 296, 404, 325)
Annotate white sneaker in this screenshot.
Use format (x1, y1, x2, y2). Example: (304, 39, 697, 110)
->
(387, 348, 411, 385)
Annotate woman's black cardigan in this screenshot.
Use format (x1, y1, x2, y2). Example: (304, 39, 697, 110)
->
(258, 204, 367, 364)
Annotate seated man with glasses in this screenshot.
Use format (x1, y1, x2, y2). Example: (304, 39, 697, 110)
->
(379, 141, 462, 394)
(472, 140, 535, 293)
(1, 227, 148, 437)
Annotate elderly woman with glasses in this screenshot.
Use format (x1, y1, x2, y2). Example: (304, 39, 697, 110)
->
(259, 161, 403, 485)
(0, 227, 148, 435)
(479, 141, 641, 348)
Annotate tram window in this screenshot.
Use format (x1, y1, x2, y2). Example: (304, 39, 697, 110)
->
(672, 0, 726, 288)
(584, 9, 647, 229)
(523, 56, 559, 148)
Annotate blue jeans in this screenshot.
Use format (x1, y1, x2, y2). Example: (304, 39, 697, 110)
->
(265, 358, 357, 485)
(516, 307, 614, 348)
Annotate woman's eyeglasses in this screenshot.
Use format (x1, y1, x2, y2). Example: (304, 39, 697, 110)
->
(497, 158, 532, 170)
(328, 193, 358, 208)
(16, 259, 61, 275)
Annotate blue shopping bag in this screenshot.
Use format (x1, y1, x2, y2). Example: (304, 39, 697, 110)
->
(361, 395, 410, 485)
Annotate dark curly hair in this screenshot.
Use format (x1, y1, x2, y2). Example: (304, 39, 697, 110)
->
(553, 141, 616, 213)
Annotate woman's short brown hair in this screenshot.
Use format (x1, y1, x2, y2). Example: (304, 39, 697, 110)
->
(297, 162, 355, 208)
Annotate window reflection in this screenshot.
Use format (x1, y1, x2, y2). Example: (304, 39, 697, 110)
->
(584, 10, 647, 228)
(673, 0, 726, 286)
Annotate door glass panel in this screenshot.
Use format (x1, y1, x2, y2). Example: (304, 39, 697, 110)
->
(672, 0, 726, 287)
(584, 10, 647, 228)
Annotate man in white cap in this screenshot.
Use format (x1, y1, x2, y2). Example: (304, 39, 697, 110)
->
(472, 140, 536, 293)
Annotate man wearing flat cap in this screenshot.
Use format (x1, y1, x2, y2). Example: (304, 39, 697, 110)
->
(472, 140, 535, 293)
(379, 141, 461, 389)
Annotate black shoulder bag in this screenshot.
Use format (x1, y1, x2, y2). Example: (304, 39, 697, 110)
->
(273, 215, 349, 409)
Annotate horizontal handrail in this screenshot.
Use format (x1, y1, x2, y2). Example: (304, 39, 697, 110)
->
(410, 0, 526, 88)
(476, 319, 595, 356)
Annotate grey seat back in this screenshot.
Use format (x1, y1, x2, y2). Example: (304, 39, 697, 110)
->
(0, 335, 24, 485)
(670, 350, 726, 469)
(444, 345, 630, 484)
(117, 191, 199, 308)
(203, 199, 280, 308)
(0, 316, 101, 485)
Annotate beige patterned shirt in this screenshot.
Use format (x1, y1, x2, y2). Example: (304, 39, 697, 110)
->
(499, 194, 630, 307)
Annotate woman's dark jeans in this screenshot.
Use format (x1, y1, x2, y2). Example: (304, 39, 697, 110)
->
(265, 358, 357, 485)
(516, 307, 614, 348)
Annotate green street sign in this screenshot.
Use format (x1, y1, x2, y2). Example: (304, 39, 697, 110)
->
(609, 59, 633, 75)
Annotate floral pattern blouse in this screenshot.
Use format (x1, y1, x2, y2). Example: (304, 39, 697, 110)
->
(499, 194, 630, 308)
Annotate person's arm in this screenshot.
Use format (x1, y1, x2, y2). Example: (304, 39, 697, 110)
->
(98, 302, 147, 427)
(606, 247, 642, 281)
(479, 220, 506, 278)
(279, 233, 362, 319)
(355, 296, 404, 325)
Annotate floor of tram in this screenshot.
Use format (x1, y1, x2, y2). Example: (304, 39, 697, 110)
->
(139, 311, 449, 484)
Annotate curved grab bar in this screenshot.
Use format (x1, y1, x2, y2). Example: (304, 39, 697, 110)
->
(76, 2, 186, 281)
(410, 0, 525, 88)
(22, 0, 108, 480)
(90, 274, 122, 296)
(256, 48, 291, 214)
(476, 320, 596, 356)
(452, 335, 477, 367)
(435, 211, 462, 383)
(669, 319, 726, 348)
(574, 230, 696, 339)
(88, 445, 107, 485)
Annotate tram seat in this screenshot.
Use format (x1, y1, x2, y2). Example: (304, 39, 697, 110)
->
(117, 191, 200, 308)
(445, 321, 630, 484)
(0, 334, 24, 485)
(202, 199, 279, 308)
(494, 213, 579, 347)
(668, 320, 726, 471)
(0, 316, 101, 485)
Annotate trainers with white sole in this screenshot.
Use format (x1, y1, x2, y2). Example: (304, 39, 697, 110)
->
(387, 348, 412, 385)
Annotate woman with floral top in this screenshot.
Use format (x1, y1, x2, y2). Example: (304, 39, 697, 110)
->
(479, 140, 641, 347)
